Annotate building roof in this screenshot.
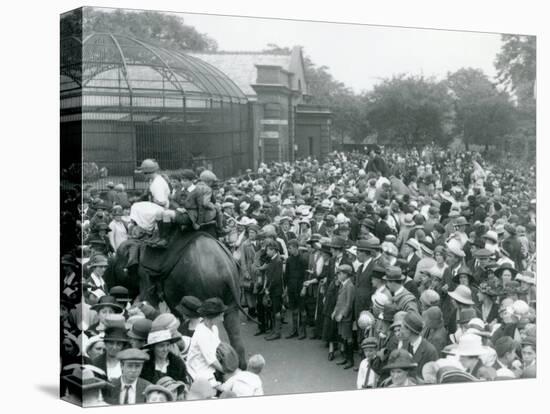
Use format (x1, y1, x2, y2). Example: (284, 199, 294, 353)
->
(61, 33, 247, 102)
(189, 51, 293, 97)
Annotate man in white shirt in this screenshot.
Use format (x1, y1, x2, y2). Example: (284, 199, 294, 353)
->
(129, 159, 172, 245)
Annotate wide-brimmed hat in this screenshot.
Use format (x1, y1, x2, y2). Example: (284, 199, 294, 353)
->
(448, 333, 491, 357)
(143, 329, 180, 348)
(495, 263, 518, 278)
(151, 313, 181, 333)
(403, 214, 414, 227)
(326, 236, 346, 249)
(175, 296, 203, 319)
(127, 318, 153, 341)
(383, 266, 405, 282)
(306, 234, 323, 244)
(383, 349, 418, 371)
(402, 311, 424, 335)
(88, 254, 108, 268)
(90, 295, 124, 313)
(448, 285, 475, 305)
(198, 297, 228, 318)
(452, 265, 475, 283)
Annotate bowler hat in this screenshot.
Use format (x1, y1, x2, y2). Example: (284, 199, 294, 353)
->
(198, 297, 228, 318)
(127, 318, 153, 341)
(175, 296, 203, 319)
(383, 266, 405, 282)
(402, 311, 424, 335)
(448, 285, 475, 305)
(103, 326, 129, 343)
(109, 286, 130, 303)
(383, 349, 418, 371)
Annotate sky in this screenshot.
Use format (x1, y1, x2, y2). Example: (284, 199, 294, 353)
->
(178, 12, 505, 94)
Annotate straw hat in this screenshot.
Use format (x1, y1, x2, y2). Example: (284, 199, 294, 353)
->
(143, 329, 180, 348)
(448, 285, 475, 305)
(448, 333, 491, 357)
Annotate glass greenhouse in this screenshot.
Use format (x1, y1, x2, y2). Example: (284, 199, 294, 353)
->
(61, 32, 252, 187)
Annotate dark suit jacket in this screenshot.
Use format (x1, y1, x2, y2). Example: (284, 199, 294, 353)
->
(333, 280, 355, 322)
(353, 258, 377, 317)
(105, 377, 152, 405)
(265, 254, 284, 297)
(402, 338, 439, 378)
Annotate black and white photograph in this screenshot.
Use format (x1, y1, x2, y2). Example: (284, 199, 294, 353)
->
(58, 4, 538, 408)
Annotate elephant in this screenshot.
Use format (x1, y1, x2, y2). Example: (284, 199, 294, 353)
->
(105, 231, 250, 369)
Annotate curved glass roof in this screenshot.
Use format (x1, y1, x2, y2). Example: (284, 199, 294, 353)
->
(60, 32, 247, 103)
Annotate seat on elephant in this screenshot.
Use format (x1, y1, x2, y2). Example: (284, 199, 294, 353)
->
(140, 230, 204, 277)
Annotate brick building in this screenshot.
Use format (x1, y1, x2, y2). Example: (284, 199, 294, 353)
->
(191, 47, 331, 167)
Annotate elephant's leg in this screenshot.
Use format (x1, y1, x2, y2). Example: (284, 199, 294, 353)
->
(223, 308, 246, 370)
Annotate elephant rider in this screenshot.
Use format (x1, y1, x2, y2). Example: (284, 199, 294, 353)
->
(171, 170, 223, 235)
(129, 159, 171, 247)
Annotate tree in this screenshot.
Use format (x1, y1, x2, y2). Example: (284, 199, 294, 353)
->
(366, 75, 452, 149)
(494, 35, 536, 159)
(60, 8, 219, 52)
(495, 35, 536, 103)
(446, 68, 517, 149)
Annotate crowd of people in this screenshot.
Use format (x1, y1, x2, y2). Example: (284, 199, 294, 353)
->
(60, 144, 536, 405)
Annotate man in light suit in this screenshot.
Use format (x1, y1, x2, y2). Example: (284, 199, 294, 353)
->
(332, 264, 356, 369)
(105, 348, 152, 405)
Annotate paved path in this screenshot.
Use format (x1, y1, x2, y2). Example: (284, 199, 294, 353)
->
(218, 314, 358, 396)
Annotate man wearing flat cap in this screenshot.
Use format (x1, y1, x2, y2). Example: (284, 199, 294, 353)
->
(105, 348, 151, 405)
